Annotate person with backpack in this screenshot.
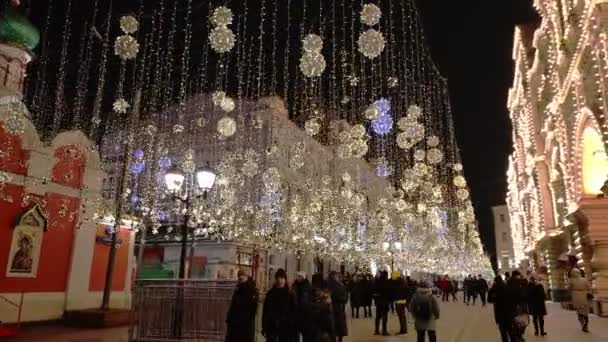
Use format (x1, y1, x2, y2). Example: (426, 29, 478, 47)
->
(409, 280, 440, 342)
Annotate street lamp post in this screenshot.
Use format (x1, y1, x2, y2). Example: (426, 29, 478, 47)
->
(164, 166, 215, 339)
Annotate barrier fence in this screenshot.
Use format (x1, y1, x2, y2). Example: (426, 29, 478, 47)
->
(129, 279, 236, 342)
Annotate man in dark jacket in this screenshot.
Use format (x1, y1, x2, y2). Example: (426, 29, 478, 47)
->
(373, 271, 391, 336)
(505, 271, 528, 341)
(328, 271, 348, 342)
(293, 272, 314, 342)
(350, 274, 365, 318)
(391, 272, 408, 335)
(263, 269, 297, 342)
(488, 275, 509, 342)
(226, 270, 259, 342)
(477, 274, 489, 306)
(527, 276, 547, 336)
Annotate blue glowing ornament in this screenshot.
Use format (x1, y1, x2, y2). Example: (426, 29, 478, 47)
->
(376, 162, 391, 177)
(133, 148, 144, 159)
(371, 98, 393, 135)
(158, 156, 171, 168)
(130, 194, 140, 204)
(130, 161, 145, 174)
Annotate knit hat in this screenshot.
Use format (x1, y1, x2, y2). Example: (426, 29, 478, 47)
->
(275, 268, 287, 279)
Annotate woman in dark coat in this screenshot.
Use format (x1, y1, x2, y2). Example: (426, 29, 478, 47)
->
(350, 274, 365, 318)
(262, 269, 297, 342)
(328, 271, 348, 342)
(488, 276, 510, 342)
(226, 270, 259, 342)
(527, 276, 547, 336)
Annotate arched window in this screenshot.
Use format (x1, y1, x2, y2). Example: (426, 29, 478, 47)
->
(581, 127, 608, 195)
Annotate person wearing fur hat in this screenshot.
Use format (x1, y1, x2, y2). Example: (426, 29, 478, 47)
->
(226, 269, 259, 342)
(409, 280, 440, 342)
(263, 269, 297, 342)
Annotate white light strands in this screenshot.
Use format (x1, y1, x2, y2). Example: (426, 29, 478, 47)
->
(300, 34, 326, 77)
(209, 6, 236, 54)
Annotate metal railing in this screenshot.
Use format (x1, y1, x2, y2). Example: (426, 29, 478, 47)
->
(130, 279, 236, 342)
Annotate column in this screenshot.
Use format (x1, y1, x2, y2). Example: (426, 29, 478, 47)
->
(543, 235, 567, 301)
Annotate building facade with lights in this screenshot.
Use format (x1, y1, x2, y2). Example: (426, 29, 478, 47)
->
(492, 205, 515, 275)
(506, 0, 608, 311)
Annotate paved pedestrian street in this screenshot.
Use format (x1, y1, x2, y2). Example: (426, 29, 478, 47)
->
(5, 300, 608, 342)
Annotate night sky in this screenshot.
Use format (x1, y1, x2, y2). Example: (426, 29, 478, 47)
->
(414, 0, 539, 263)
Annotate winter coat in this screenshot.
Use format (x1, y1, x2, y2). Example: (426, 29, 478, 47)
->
(569, 271, 592, 310)
(488, 280, 510, 324)
(226, 279, 259, 342)
(328, 279, 348, 337)
(310, 289, 336, 342)
(362, 278, 373, 306)
(373, 277, 391, 307)
(505, 278, 528, 319)
(293, 279, 314, 335)
(390, 278, 408, 304)
(350, 280, 365, 307)
(477, 278, 489, 293)
(262, 286, 297, 342)
(527, 282, 547, 316)
(408, 287, 440, 331)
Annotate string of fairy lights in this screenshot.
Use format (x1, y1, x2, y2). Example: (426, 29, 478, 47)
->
(21, 0, 492, 274)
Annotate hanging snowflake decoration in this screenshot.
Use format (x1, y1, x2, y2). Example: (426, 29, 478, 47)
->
(350, 139, 368, 158)
(3, 113, 25, 135)
(220, 96, 236, 112)
(305, 118, 321, 136)
(209, 26, 236, 53)
(120, 16, 139, 34)
(113, 98, 130, 113)
(217, 116, 237, 137)
(173, 124, 184, 134)
(114, 35, 139, 60)
(414, 149, 426, 162)
(360, 3, 382, 26)
(299, 53, 326, 77)
(263, 167, 282, 191)
(427, 135, 440, 147)
(211, 6, 234, 27)
(346, 75, 360, 87)
(303, 34, 323, 54)
(358, 29, 385, 59)
(242, 159, 259, 178)
(426, 148, 444, 164)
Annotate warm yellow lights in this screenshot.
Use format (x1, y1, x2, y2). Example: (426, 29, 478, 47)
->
(582, 127, 608, 195)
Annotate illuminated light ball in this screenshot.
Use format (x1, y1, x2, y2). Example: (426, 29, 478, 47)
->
(337, 143, 352, 159)
(130, 162, 145, 175)
(371, 98, 393, 135)
(360, 3, 382, 26)
(211, 6, 234, 27)
(242, 159, 259, 177)
(220, 96, 236, 112)
(395, 199, 408, 211)
(342, 172, 352, 183)
(457, 188, 470, 200)
(158, 156, 171, 168)
(351, 139, 368, 158)
(212, 90, 226, 106)
(427, 135, 441, 147)
(413, 163, 429, 177)
(341, 96, 352, 105)
(4, 113, 25, 135)
(133, 149, 144, 159)
(209, 26, 236, 53)
(376, 161, 391, 177)
(357, 29, 385, 59)
(217, 116, 237, 137)
(114, 35, 139, 60)
(378, 198, 389, 208)
(305, 118, 321, 136)
(426, 148, 444, 164)
(321, 175, 332, 186)
(113, 98, 130, 114)
(414, 149, 426, 161)
(302, 34, 323, 54)
(299, 52, 326, 77)
(407, 104, 422, 118)
(350, 124, 367, 138)
(338, 130, 352, 143)
(120, 15, 139, 34)
(364, 105, 379, 120)
(397, 132, 415, 150)
(453, 163, 463, 172)
(453, 175, 467, 188)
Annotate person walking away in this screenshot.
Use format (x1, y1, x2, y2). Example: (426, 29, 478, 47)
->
(310, 287, 336, 342)
(328, 271, 348, 342)
(506, 271, 528, 342)
(527, 275, 547, 336)
(478, 274, 489, 306)
(569, 268, 592, 333)
(373, 271, 390, 336)
(362, 274, 373, 318)
(450, 279, 458, 301)
(409, 280, 440, 342)
(262, 269, 297, 342)
(392, 272, 408, 335)
(470, 275, 479, 305)
(488, 276, 510, 342)
(350, 274, 365, 318)
(464, 276, 471, 305)
(226, 270, 259, 342)
(293, 272, 314, 342)
(439, 276, 450, 302)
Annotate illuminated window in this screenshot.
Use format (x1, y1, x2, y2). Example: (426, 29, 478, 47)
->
(581, 127, 608, 195)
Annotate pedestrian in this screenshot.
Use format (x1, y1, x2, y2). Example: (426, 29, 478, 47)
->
(392, 272, 408, 335)
(262, 269, 297, 342)
(527, 275, 547, 336)
(477, 274, 488, 306)
(569, 268, 592, 333)
(310, 287, 336, 342)
(293, 271, 314, 342)
(350, 274, 365, 318)
(506, 270, 528, 342)
(373, 271, 390, 336)
(451, 279, 458, 301)
(362, 274, 373, 318)
(225, 270, 259, 342)
(440, 275, 450, 302)
(488, 275, 510, 342)
(328, 271, 348, 342)
(409, 280, 440, 342)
